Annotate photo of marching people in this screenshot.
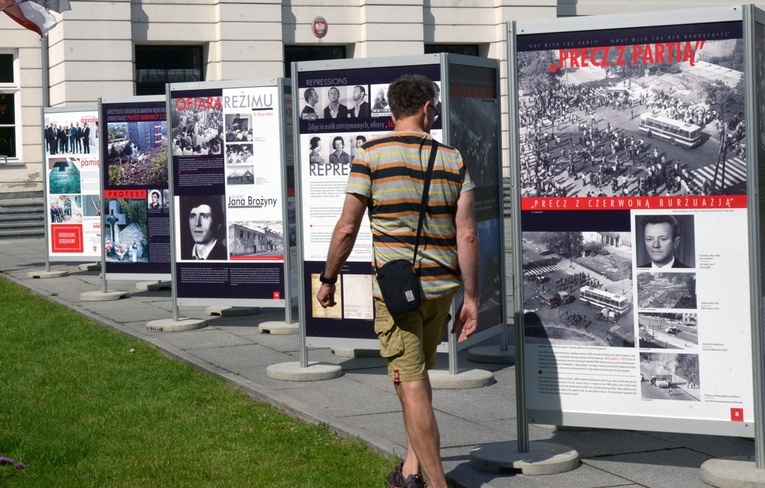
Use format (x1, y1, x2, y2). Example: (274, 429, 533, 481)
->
(522, 230, 634, 347)
(638, 312, 698, 350)
(637, 272, 697, 309)
(450, 96, 500, 188)
(106, 121, 168, 187)
(170, 102, 224, 159)
(517, 39, 746, 197)
(639, 352, 700, 402)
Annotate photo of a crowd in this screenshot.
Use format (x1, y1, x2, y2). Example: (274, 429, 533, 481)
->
(170, 103, 224, 159)
(517, 39, 746, 198)
(106, 121, 168, 187)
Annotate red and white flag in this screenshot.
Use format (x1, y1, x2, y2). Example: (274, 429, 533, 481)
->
(1, 0, 58, 37)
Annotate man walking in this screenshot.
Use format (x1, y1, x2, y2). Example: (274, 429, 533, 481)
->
(316, 74, 479, 488)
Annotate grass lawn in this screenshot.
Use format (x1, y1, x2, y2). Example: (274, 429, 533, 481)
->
(0, 276, 396, 487)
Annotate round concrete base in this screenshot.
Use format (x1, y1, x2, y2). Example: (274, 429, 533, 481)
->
(258, 321, 299, 335)
(27, 270, 69, 279)
(146, 318, 206, 332)
(467, 345, 515, 364)
(135, 281, 171, 291)
(80, 290, 129, 301)
(205, 306, 260, 317)
(331, 347, 381, 358)
(266, 361, 343, 381)
(470, 441, 580, 475)
(701, 457, 765, 487)
(78, 263, 100, 271)
(428, 368, 494, 389)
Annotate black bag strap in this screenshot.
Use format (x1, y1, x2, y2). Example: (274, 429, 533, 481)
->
(411, 139, 439, 272)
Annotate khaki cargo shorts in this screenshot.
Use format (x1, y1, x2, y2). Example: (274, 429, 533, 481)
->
(374, 293, 454, 383)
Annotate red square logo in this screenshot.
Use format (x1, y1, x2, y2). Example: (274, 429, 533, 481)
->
(272, 291, 281, 300)
(731, 408, 744, 422)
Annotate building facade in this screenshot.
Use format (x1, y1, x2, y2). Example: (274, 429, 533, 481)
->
(0, 0, 747, 195)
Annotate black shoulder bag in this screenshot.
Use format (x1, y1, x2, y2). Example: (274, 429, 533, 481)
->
(375, 140, 439, 315)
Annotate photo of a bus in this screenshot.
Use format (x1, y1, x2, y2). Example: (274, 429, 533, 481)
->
(638, 113, 702, 148)
(579, 286, 630, 316)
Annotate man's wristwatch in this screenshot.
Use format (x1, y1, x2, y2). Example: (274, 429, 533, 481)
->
(319, 269, 337, 285)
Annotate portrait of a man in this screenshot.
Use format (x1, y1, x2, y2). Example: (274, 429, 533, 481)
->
(181, 195, 228, 260)
(148, 190, 162, 209)
(323, 87, 349, 119)
(350, 85, 369, 118)
(301, 88, 319, 120)
(636, 214, 694, 269)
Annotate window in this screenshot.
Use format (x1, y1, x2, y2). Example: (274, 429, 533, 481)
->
(135, 46, 204, 96)
(425, 44, 481, 57)
(284, 46, 346, 79)
(0, 51, 19, 159)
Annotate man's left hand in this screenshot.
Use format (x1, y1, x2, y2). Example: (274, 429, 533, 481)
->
(316, 283, 337, 308)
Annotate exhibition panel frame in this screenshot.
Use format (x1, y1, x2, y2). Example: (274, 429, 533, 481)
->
(166, 78, 294, 309)
(293, 54, 506, 353)
(99, 95, 171, 281)
(508, 5, 760, 437)
(42, 106, 101, 262)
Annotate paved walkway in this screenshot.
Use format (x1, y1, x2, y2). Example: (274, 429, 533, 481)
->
(0, 236, 755, 488)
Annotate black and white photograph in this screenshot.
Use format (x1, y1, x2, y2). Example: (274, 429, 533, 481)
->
(348, 85, 370, 118)
(226, 144, 255, 165)
(640, 352, 700, 401)
(517, 39, 746, 197)
(322, 86, 351, 119)
(170, 102, 224, 159)
(228, 221, 284, 259)
(224, 113, 252, 142)
(522, 230, 634, 347)
(637, 272, 697, 309)
(635, 214, 695, 268)
(638, 312, 698, 350)
(226, 166, 254, 185)
(147, 189, 163, 211)
(299, 87, 320, 121)
(82, 194, 101, 217)
(178, 194, 228, 261)
(370, 84, 390, 116)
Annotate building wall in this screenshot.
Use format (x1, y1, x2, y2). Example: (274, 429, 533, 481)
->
(0, 0, 753, 194)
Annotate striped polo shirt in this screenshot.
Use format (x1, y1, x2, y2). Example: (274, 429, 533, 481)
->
(346, 131, 474, 299)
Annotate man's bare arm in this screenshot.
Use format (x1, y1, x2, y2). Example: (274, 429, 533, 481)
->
(452, 189, 479, 342)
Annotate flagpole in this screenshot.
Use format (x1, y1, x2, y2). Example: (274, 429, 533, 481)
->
(41, 33, 50, 272)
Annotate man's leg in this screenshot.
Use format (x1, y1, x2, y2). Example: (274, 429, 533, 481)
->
(396, 375, 447, 488)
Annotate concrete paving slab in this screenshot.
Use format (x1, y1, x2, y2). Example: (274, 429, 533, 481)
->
(585, 447, 714, 488)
